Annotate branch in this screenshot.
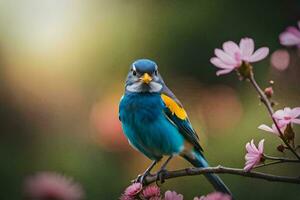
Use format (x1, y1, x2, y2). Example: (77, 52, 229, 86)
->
(252, 155, 300, 169)
(248, 73, 300, 160)
(144, 166, 300, 185)
(264, 154, 300, 162)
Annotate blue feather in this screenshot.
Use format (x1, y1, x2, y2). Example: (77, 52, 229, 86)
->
(119, 92, 184, 160)
(182, 150, 232, 195)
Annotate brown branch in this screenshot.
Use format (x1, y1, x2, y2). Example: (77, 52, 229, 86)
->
(264, 154, 300, 162)
(253, 155, 300, 169)
(248, 72, 300, 160)
(144, 166, 300, 185)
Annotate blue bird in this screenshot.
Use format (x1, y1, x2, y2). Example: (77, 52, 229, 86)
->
(119, 59, 232, 195)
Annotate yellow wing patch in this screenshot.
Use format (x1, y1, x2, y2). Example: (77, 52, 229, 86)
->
(161, 94, 187, 120)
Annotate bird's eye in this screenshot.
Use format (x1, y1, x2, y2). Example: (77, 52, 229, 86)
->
(132, 70, 137, 76)
(154, 70, 158, 76)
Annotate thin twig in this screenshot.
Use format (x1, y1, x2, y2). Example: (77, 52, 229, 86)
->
(264, 154, 300, 162)
(253, 154, 300, 168)
(254, 160, 284, 169)
(248, 73, 300, 160)
(144, 166, 300, 185)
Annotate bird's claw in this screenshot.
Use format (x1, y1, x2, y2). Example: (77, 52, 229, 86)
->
(132, 172, 150, 185)
(155, 169, 168, 185)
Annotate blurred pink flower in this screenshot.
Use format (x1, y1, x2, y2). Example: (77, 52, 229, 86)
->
(210, 38, 269, 76)
(164, 191, 184, 200)
(244, 139, 265, 171)
(279, 21, 300, 47)
(23, 172, 84, 200)
(194, 192, 232, 200)
(270, 49, 290, 71)
(142, 185, 161, 199)
(149, 197, 162, 200)
(258, 123, 286, 136)
(124, 183, 143, 197)
(273, 107, 300, 126)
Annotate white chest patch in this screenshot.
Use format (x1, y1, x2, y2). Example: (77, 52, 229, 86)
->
(126, 82, 163, 93)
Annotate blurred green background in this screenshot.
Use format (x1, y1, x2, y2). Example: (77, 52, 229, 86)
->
(0, 0, 300, 199)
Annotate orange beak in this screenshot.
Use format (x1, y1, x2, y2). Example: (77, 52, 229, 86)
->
(140, 73, 152, 84)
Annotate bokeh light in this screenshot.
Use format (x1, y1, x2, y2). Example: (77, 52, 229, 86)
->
(271, 49, 290, 71)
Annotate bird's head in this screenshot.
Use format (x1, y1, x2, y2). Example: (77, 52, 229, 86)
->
(125, 59, 164, 93)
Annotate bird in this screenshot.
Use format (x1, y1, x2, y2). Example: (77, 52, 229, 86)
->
(119, 58, 232, 195)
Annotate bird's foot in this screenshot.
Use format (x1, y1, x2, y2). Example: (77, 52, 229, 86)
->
(155, 168, 168, 185)
(132, 172, 150, 185)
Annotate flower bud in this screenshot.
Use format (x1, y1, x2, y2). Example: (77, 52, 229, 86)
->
(277, 144, 285, 152)
(264, 87, 274, 98)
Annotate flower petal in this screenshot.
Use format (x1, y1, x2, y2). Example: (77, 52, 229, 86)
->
(279, 31, 300, 46)
(291, 107, 300, 118)
(223, 41, 240, 56)
(258, 124, 274, 133)
(214, 49, 237, 65)
(248, 47, 269, 62)
(245, 142, 253, 153)
(239, 38, 254, 59)
(286, 27, 300, 37)
(273, 109, 285, 119)
(250, 140, 259, 153)
(292, 118, 300, 124)
(283, 107, 292, 113)
(216, 69, 234, 76)
(210, 57, 234, 69)
(244, 164, 253, 172)
(258, 139, 265, 153)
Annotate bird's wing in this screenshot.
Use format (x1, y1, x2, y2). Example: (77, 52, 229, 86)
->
(161, 86, 203, 152)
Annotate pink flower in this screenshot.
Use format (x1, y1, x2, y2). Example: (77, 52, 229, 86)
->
(258, 123, 286, 136)
(124, 183, 143, 197)
(142, 185, 161, 198)
(273, 107, 300, 126)
(164, 191, 184, 200)
(194, 192, 232, 200)
(210, 38, 269, 76)
(149, 197, 162, 200)
(23, 172, 84, 200)
(279, 21, 300, 47)
(244, 139, 264, 171)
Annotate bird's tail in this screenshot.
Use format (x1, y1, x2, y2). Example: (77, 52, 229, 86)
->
(181, 150, 232, 196)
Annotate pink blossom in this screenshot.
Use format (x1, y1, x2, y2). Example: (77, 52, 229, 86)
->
(258, 123, 286, 136)
(124, 183, 143, 197)
(23, 172, 84, 200)
(244, 139, 264, 171)
(279, 21, 300, 47)
(164, 191, 184, 200)
(210, 38, 269, 76)
(149, 197, 162, 200)
(273, 107, 300, 126)
(194, 192, 232, 200)
(142, 185, 161, 198)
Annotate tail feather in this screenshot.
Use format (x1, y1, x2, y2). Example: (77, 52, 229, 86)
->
(182, 150, 232, 196)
